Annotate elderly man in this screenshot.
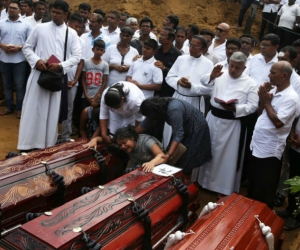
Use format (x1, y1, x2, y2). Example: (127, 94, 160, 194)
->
(17, 0, 81, 150)
(193, 52, 259, 197)
(249, 61, 299, 209)
(208, 22, 230, 61)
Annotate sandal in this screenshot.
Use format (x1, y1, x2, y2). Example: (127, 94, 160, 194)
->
(0, 109, 13, 116)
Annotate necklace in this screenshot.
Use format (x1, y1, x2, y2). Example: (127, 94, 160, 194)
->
(117, 43, 130, 65)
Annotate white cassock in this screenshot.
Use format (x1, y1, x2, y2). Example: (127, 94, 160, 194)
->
(17, 21, 81, 150)
(163, 55, 214, 148)
(192, 71, 258, 195)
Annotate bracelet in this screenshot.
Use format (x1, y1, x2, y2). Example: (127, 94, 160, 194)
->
(59, 63, 63, 71)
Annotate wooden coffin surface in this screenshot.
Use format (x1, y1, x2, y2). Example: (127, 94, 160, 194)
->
(168, 193, 284, 250)
(0, 139, 124, 231)
(1, 168, 199, 250)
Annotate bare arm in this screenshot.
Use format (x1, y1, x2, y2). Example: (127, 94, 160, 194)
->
(100, 119, 112, 143)
(165, 141, 179, 163)
(142, 144, 166, 172)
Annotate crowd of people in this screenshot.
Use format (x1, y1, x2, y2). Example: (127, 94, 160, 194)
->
(0, 0, 300, 231)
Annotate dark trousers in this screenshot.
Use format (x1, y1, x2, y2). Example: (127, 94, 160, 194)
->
(259, 11, 277, 40)
(248, 154, 281, 209)
(287, 147, 300, 218)
(237, 0, 255, 26)
(277, 27, 294, 50)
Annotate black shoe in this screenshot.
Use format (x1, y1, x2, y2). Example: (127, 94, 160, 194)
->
(273, 193, 285, 207)
(283, 216, 300, 230)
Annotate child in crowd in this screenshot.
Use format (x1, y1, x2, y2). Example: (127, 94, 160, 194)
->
(81, 39, 109, 109)
(126, 39, 162, 99)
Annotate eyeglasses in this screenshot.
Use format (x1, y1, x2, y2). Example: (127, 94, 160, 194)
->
(189, 44, 202, 49)
(141, 25, 151, 28)
(215, 27, 227, 33)
(260, 43, 271, 48)
(226, 47, 239, 51)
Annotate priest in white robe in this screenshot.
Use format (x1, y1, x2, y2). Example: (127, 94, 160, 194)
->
(164, 35, 213, 148)
(192, 52, 259, 196)
(17, 1, 81, 150)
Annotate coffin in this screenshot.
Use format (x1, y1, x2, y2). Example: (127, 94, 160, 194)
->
(0, 139, 125, 233)
(0, 167, 200, 249)
(167, 193, 284, 250)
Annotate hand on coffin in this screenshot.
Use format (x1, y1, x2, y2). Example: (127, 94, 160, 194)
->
(142, 162, 155, 172)
(83, 137, 98, 150)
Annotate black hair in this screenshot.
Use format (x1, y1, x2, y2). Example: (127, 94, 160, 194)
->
(239, 34, 256, 46)
(114, 125, 139, 143)
(92, 107, 100, 123)
(10, 0, 21, 8)
(188, 24, 200, 35)
(69, 13, 84, 24)
(109, 10, 120, 19)
(121, 26, 134, 36)
(52, 0, 69, 13)
(93, 39, 105, 49)
(192, 35, 208, 49)
(167, 14, 179, 29)
(33, 1, 46, 8)
(262, 33, 280, 46)
(93, 8, 106, 18)
(140, 97, 172, 120)
(92, 13, 103, 23)
(226, 38, 241, 49)
(292, 39, 300, 48)
(78, 3, 91, 12)
(200, 29, 215, 39)
(139, 16, 154, 28)
(162, 27, 175, 41)
(176, 26, 188, 37)
(281, 46, 298, 61)
(121, 12, 130, 19)
(144, 39, 158, 50)
(104, 83, 129, 108)
(22, 0, 34, 8)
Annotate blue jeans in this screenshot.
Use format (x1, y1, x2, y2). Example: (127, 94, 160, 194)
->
(1, 61, 28, 112)
(237, 0, 256, 26)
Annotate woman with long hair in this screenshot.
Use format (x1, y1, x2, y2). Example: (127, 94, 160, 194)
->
(136, 97, 211, 174)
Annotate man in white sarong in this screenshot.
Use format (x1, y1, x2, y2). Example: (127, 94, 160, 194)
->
(164, 35, 213, 148)
(17, 1, 81, 150)
(192, 52, 259, 196)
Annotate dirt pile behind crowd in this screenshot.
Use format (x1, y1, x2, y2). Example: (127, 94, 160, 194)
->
(67, 0, 263, 42)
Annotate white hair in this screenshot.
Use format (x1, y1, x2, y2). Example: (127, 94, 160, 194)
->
(230, 51, 247, 65)
(126, 17, 137, 25)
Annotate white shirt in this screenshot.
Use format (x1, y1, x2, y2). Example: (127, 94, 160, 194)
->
(24, 15, 42, 28)
(101, 26, 120, 45)
(0, 17, 32, 63)
(204, 50, 220, 65)
(263, 3, 279, 12)
(208, 38, 227, 61)
(100, 81, 145, 133)
(67, 37, 85, 87)
(80, 32, 111, 60)
(127, 56, 162, 98)
(244, 54, 253, 75)
(133, 30, 157, 41)
(250, 85, 299, 159)
(278, 4, 300, 29)
(248, 53, 278, 86)
(102, 44, 139, 86)
(216, 59, 229, 71)
(0, 9, 8, 20)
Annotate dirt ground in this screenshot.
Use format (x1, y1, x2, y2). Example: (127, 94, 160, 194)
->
(0, 0, 299, 248)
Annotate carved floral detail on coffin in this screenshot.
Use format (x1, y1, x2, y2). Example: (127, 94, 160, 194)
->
(0, 141, 85, 168)
(0, 160, 109, 206)
(6, 230, 48, 250)
(70, 180, 179, 249)
(54, 176, 163, 236)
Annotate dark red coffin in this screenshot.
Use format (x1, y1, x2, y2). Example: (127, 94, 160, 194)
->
(0, 139, 124, 233)
(0, 168, 200, 249)
(168, 193, 284, 250)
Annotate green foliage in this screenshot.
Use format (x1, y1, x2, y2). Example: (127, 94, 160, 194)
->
(284, 176, 300, 194)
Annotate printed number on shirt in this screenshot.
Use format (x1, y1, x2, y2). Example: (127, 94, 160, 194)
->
(86, 72, 102, 86)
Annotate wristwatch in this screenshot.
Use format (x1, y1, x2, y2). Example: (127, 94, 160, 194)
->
(18, 45, 22, 51)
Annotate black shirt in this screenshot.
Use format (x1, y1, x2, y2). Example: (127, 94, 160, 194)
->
(130, 38, 143, 55)
(154, 45, 182, 97)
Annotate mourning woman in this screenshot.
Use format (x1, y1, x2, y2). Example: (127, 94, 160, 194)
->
(136, 97, 212, 173)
